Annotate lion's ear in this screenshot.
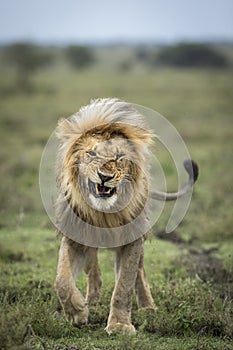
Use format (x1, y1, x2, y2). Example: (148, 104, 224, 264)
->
(56, 118, 78, 141)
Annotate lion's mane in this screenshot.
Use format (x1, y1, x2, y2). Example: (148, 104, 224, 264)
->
(55, 98, 153, 247)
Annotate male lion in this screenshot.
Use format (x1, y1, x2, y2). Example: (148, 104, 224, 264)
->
(54, 98, 198, 334)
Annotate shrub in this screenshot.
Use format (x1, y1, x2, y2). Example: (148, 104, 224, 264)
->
(155, 43, 228, 68)
(66, 45, 95, 69)
(3, 43, 54, 90)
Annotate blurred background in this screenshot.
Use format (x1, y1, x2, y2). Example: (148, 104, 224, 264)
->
(0, 1, 233, 348)
(0, 0, 232, 232)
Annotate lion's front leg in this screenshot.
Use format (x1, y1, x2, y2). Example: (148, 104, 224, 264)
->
(55, 236, 88, 326)
(106, 238, 143, 335)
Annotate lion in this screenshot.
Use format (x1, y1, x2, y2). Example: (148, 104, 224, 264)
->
(54, 98, 198, 335)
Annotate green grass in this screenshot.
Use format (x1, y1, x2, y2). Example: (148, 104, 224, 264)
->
(0, 53, 233, 349)
(0, 230, 232, 349)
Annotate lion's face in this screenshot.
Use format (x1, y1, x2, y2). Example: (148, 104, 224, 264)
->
(65, 133, 141, 212)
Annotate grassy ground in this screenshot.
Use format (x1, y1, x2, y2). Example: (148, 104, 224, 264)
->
(0, 57, 233, 349)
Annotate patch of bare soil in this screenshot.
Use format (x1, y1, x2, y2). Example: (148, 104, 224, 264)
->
(156, 231, 233, 299)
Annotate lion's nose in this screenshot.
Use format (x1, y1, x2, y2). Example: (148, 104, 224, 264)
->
(97, 171, 114, 183)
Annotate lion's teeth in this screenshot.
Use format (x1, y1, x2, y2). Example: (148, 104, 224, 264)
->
(95, 183, 99, 193)
(92, 181, 115, 197)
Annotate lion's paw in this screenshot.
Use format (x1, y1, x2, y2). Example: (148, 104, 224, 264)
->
(64, 302, 88, 326)
(105, 322, 136, 335)
(63, 291, 89, 326)
(65, 307, 88, 326)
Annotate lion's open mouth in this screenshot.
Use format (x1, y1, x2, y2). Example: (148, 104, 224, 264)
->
(88, 179, 116, 198)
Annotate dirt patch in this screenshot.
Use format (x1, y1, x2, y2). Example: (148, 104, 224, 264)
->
(156, 231, 233, 299)
(182, 249, 233, 299)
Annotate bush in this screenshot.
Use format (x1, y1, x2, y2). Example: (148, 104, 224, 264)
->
(155, 43, 228, 68)
(66, 45, 95, 69)
(3, 43, 54, 90)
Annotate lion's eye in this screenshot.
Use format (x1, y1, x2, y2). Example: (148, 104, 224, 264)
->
(87, 150, 96, 157)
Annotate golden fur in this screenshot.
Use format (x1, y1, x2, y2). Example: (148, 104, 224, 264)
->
(55, 98, 157, 334)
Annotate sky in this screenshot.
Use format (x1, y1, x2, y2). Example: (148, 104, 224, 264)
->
(0, 0, 233, 44)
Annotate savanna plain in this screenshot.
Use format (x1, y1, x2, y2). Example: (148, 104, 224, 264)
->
(0, 45, 233, 349)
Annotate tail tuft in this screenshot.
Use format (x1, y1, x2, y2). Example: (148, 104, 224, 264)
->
(183, 159, 199, 183)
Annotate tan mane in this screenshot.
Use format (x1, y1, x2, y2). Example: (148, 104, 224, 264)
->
(55, 98, 153, 247)
(56, 98, 152, 145)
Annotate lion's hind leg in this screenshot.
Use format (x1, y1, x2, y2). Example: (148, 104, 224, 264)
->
(135, 248, 156, 310)
(84, 248, 102, 305)
(55, 237, 88, 326)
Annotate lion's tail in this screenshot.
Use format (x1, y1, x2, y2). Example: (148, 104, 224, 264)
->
(149, 159, 199, 201)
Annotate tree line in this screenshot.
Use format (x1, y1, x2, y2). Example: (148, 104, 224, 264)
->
(0, 42, 230, 91)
